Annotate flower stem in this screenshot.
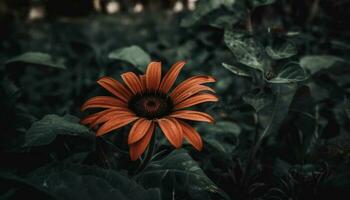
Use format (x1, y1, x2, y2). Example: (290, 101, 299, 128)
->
(246, 9, 253, 33)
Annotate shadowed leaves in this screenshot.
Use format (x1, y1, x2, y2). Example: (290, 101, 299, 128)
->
(135, 149, 230, 200)
(108, 45, 151, 72)
(24, 114, 91, 147)
(5, 52, 66, 69)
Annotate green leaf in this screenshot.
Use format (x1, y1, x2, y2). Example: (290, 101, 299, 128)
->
(300, 55, 345, 75)
(262, 84, 297, 138)
(273, 158, 292, 177)
(243, 91, 273, 112)
(0, 171, 57, 199)
(208, 13, 241, 28)
(198, 121, 241, 155)
(244, 84, 297, 139)
(267, 62, 308, 83)
(5, 52, 66, 69)
(265, 42, 297, 60)
(27, 163, 161, 200)
(224, 30, 265, 71)
(345, 97, 350, 120)
(24, 114, 91, 147)
(1, 77, 21, 107)
(252, 0, 276, 7)
(135, 149, 229, 200)
(222, 62, 251, 77)
(198, 120, 241, 138)
(108, 45, 151, 72)
(180, 0, 236, 27)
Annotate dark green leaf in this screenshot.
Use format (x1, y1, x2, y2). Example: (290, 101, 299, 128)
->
(224, 30, 265, 71)
(345, 97, 350, 120)
(265, 42, 297, 60)
(261, 84, 298, 138)
(198, 121, 241, 155)
(27, 163, 161, 200)
(201, 121, 242, 137)
(273, 159, 292, 177)
(243, 91, 273, 112)
(252, 0, 276, 7)
(244, 84, 297, 139)
(300, 55, 345, 75)
(5, 52, 66, 69)
(135, 149, 229, 200)
(24, 114, 91, 147)
(208, 13, 241, 28)
(108, 45, 151, 72)
(267, 62, 308, 83)
(222, 62, 251, 77)
(0, 171, 57, 199)
(180, 0, 236, 27)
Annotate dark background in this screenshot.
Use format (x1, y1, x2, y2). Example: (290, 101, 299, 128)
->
(1, 0, 350, 200)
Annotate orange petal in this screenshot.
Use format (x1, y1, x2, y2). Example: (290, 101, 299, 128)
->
(157, 117, 183, 148)
(96, 115, 138, 136)
(159, 61, 186, 93)
(145, 62, 162, 91)
(178, 120, 203, 151)
(121, 72, 143, 94)
(170, 75, 216, 98)
(80, 108, 122, 126)
(81, 96, 127, 111)
(91, 108, 134, 128)
(128, 118, 152, 144)
(172, 84, 215, 105)
(169, 110, 215, 123)
(80, 111, 105, 125)
(174, 93, 218, 110)
(129, 122, 155, 160)
(139, 75, 146, 90)
(97, 76, 132, 102)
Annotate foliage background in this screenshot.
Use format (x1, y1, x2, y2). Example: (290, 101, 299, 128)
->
(1, 0, 350, 199)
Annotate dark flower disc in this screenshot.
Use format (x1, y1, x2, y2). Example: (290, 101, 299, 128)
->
(128, 91, 173, 119)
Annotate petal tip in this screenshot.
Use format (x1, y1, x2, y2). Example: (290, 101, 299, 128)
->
(177, 60, 186, 65)
(208, 76, 216, 82)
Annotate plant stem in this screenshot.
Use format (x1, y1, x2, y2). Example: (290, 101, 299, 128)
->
(307, 0, 320, 24)
(246, 9, 253, 33)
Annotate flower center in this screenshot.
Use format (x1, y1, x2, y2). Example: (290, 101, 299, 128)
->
(128, 91, 173, 119)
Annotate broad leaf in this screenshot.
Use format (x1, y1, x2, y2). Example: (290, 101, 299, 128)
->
(198, 121, 241, 155)
(265, 42, 297, 60)
(208, 13, 241, 28)
(24, 114, 91, 147)
(108, 45, 151, 72)
(261, 84, 297, 138)
(243, 91, 273, 112)
(267, 62, 308, 83)
(273, 158, 292, 177)
(300, 55, 345, 75)
(244, 84, 297, 139)
(135, 149, 229, 200)
(0, 171, 57, 199)
(345, 97, 350, 120)
(224, 30, 265, 71)
(222, 62, 251, 77)
(199, 121, 241, 137)
(5, 52, 66, 69)
(252, 0, 276, 7)
(27, 163, 161, 200)
(180, 0, 236, 27)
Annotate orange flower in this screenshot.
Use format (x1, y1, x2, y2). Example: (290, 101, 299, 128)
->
(81, 61, 218, 160)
